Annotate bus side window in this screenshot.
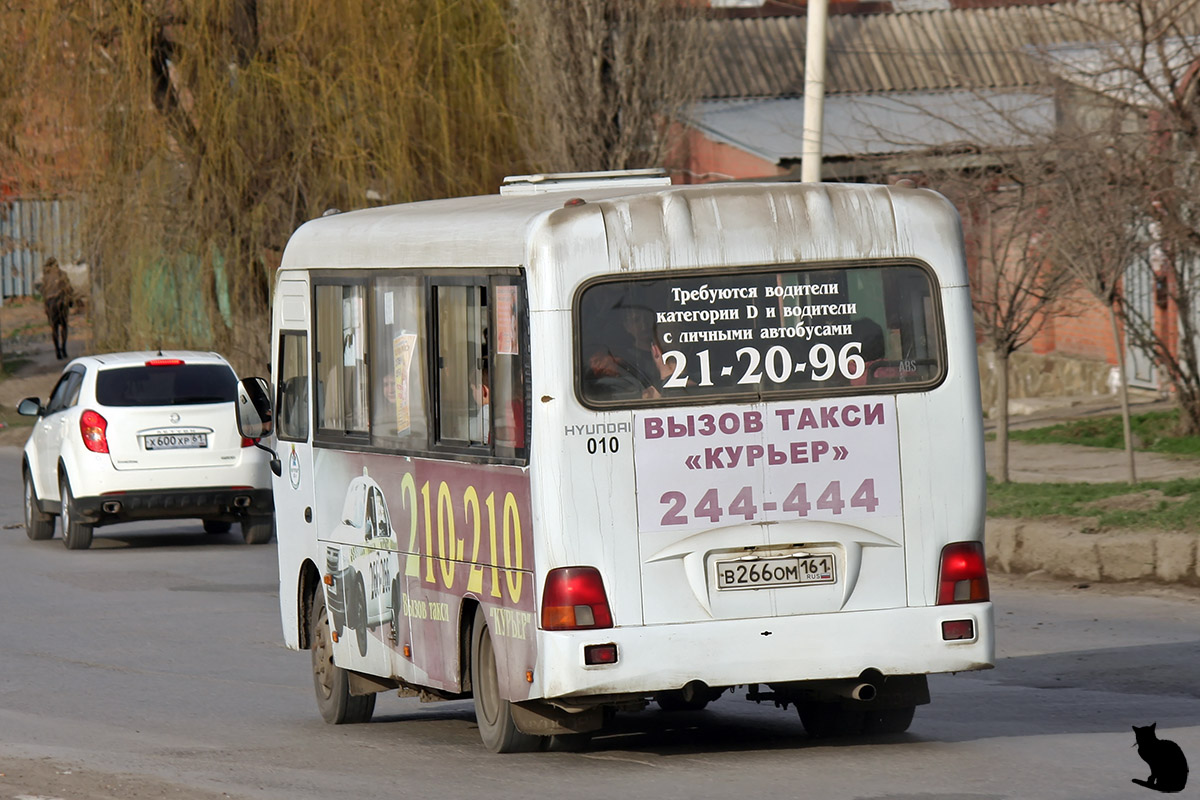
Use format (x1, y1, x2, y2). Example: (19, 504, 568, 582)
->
(370, 278, 428, 449)
(315, 283, 369, 435)
(276, 331, 309, 441)
(490, 281, 525, 453)
(434, 283, 488, 447)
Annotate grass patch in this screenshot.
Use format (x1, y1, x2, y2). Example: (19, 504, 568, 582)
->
(0, 356, 38, 434)
(987, 475, 1200, 533)
(1006, 408, 1200, 457)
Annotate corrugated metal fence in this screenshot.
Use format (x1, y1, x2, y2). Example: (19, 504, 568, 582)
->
(0, 197, 84, 300)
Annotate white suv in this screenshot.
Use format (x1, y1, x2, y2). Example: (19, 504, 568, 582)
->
(19, 351, 274, 549)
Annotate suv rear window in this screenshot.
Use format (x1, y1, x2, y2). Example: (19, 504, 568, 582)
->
(95, 364, 238, 407)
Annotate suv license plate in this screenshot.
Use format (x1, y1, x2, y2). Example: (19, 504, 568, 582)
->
(144, 433, 208, 450)
(715, 554, 836, 591)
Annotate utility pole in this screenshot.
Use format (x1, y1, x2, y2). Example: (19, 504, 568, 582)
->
(800, 0, 829, 183)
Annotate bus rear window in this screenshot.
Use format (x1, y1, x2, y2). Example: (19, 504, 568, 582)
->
(576, 263, 943, 407)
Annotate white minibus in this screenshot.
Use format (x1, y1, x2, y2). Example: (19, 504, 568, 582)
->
(237, 170, 993, 752)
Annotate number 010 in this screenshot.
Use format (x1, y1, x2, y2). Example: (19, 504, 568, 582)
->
(587, 436, 619, 455)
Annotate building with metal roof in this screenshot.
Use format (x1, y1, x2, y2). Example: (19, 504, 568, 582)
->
(678, 2, 1192, 180)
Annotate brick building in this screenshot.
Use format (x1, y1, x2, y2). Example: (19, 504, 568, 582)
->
(678, 1, 1194, 400)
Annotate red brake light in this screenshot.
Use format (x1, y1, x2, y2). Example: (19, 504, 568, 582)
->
(937, 541, 989, 605)
(80, 409, 109, 454)
(145, 358, 184, 366)
(541, 567, 613, 630)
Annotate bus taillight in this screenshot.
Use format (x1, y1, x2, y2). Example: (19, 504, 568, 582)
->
(937, 542, 989, 605)
(540, 567, 613, 630)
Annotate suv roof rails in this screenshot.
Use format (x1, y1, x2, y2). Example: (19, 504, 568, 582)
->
(499, 168, 671, 196)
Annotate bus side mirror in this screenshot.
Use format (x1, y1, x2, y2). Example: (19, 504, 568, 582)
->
(236, 377, 282, 477)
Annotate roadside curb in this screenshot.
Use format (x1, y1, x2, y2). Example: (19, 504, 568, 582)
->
(986, 516, 1200, 586)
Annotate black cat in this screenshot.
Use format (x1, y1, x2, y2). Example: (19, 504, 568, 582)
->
(1132, 723, 1189, 793)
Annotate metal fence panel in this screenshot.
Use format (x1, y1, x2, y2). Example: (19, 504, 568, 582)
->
(0, 197, 84, 300)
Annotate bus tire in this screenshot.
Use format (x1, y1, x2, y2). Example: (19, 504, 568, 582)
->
(862, 705, 915, 735)
(655, 690, 710, 712)
(470, 610, 541, 753)
(797, 702, 864, 738)
(59, 474, 93, 551)
(310, 589, 375, 725)
(203, 519, 232, 534)
(353, 573, 368, 657)
(241, 515, 274, 545)
(24, 469, 55, 541)
(547, 732, 593, 752)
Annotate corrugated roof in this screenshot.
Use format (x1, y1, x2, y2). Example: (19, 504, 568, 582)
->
(699, 2, 1163, 98)
(693, 90, 1056, 160)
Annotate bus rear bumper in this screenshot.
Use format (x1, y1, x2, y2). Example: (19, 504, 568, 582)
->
(533, 602, 994, 701)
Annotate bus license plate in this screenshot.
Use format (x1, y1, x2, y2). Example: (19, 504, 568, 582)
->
(144, 433, 208, 450)
(715, 554, 836, 591)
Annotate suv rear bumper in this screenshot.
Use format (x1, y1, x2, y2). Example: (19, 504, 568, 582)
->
(71, 487, 274, 527)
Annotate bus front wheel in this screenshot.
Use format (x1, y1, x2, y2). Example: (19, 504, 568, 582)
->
(470, 610, 541, 753)
(310, 589, 375, 725)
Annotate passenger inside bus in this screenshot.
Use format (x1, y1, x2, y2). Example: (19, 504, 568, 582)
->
(583, 307, 678, 401)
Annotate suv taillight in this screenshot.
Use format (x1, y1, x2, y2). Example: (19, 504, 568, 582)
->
(937, 542, 989, 604)
(541, 567, 613, 630)
(80, 409, 109, 454)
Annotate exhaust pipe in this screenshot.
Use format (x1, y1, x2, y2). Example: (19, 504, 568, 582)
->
(851, 683, 877, 702)
(233, 496, 251, 508)
(102, 501, 121, 514)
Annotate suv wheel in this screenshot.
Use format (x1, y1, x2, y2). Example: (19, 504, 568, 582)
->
(241, 515, 274, 545)
(24, 470, 55, 541)
(59, 474, 94, 550)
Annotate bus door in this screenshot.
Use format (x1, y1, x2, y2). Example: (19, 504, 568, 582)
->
(273, 278, 320, 645)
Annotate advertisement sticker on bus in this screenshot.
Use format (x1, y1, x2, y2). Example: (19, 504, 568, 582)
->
(632, 396, 901, 534)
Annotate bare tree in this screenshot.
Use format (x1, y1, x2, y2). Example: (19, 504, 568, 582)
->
(1038, 0, 1200, 433)
(513, 0, 707, 172)
(932, 154, 1078, 483)
(3, 0, 526, 374)
(1042, 130, 1149, 483)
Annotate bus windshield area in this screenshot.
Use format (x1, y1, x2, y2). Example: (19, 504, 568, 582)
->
(576, 263, 943, 407)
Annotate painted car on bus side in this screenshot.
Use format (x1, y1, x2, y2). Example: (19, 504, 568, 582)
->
(324, 471, 399, 657)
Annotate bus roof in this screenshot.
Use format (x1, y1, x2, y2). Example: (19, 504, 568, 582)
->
(279, 181, 965, 285)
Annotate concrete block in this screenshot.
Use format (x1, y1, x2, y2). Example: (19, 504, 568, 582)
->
(1097, 532, 1156, 581)
(985, 518, 1019, 573)
(1154, 533, 1197, 583)
(1013, 524, 1101, 581)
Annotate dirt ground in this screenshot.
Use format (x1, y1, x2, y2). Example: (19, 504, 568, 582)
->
(0, 757, 243, 800)
(0, 295, 92, 446)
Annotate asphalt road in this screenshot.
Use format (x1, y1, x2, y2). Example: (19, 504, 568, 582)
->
(1, 444, 1199, 799)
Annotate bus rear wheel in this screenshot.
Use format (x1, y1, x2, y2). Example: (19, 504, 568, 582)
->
(863, 705, 915, 735)
(470, 610, 541, 753)
(310, 589, 375, 724)
(797, 702, 865, 738)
